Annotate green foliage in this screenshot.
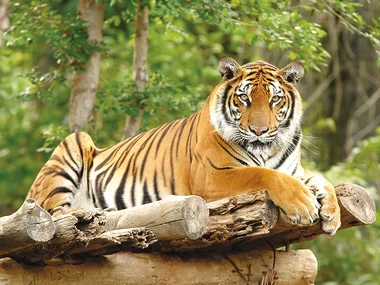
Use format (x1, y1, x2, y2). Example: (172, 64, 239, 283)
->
(5, 1, 102, 102)
(37, 125, 70, 153)
(96, 72, 202, 129)
(324, 127, 380, 193)
(298, 128, 380, 284)
(301, 222, 380, 284)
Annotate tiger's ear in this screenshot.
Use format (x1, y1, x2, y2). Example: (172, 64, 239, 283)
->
(280, 61, 304, 85)
(218, 57, 242, 80)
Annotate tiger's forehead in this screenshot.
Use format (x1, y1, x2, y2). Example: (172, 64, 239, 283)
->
(242, 60, 279, 71)
(238, 78, 282, 96)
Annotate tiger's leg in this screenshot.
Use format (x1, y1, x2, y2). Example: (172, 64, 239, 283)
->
(303, 171, 341, 235)
(27, 132, 96, 216)
(194, 167, 321, 226)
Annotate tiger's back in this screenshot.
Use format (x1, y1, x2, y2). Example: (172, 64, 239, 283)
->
(28, 57, 341, 235)
(28, 112, 203, 212)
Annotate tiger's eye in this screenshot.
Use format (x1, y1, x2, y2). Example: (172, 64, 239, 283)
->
(240, 94, 248, 101)
(271, 95, 281, 103)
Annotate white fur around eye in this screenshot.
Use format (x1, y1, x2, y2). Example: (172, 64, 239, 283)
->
(269, 81, 283, 105)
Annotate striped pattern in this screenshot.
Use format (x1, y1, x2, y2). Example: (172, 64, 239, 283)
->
(27, 58, 306, 214)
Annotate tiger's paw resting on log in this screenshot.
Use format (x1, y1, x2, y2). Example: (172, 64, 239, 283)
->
(305, 175, 341, 235)
(26, 56, 341, 236)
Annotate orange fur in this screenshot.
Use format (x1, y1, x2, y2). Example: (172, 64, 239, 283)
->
(27, 57, 340, 234)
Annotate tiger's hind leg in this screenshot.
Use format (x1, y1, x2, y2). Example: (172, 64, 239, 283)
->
(27, 132, 96, 216)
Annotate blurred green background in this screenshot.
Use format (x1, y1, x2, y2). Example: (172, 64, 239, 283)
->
(0, 0, 379, 283)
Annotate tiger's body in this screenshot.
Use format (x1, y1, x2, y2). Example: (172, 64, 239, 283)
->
(27, 57, 341, 234)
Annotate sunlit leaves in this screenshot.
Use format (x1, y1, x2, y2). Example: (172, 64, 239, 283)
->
(4, 1, 103, 102)
(96, 72, 202, 127)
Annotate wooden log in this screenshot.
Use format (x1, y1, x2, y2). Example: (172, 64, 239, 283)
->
(104, 195, 209, 240)
(0, 249, 317, 285)
(0, 195, 208, 263)
(0, 183, 374, 263)
(156, 183, 376, 252)
(0, 198, 55, 251)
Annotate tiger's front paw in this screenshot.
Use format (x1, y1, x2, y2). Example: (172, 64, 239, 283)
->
(268, 176, 321, 226)
(306, 176, 341, 235)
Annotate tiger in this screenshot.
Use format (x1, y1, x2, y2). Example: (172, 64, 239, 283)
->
(27, 56, 341, 235)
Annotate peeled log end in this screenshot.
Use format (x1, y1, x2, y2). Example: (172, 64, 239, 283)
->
(180, 195, 209, 240)
(336, 183, 376, 227)
(0, 198, 55, 252)
(25, 198, 56, 242)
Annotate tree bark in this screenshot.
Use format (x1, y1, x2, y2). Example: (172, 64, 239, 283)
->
(156, 183, 376, 252)
(0, 249, 317, 285)
(69, 0, 104, 133)
(0, 0, 9, 46)
(0, 183, 374, 263)
(0, 195, 209, 263)
(123, 1, 149, 139)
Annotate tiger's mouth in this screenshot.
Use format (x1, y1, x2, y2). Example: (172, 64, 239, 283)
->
(238, 138, 273, 152)
(249, 140, 272, 148)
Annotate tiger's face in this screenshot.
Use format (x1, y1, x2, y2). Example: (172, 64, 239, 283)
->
(210, 57, 304, 156)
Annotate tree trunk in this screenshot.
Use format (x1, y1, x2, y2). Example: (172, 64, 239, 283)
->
(322, 4, 380, 167)
(0, 0, 10, 46)
(69, 0, 104, 133)
(122, 1, 149, 140)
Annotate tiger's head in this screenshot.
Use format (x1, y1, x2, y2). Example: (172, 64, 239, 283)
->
(209, 57, 304, 156)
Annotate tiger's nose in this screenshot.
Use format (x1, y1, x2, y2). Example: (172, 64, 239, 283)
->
(249, 126, 269, 136)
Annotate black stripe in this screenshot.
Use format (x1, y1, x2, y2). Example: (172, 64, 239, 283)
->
(155, 121, 176, 158)
(95, 165, 110, 194)
(185, 113, 198, 157)
(95, 171, 108, 209)
(62, 156, 79, 176)
(46, 186, 73, 199)
(142, 180, 152, 204)
(175, 117, 189, 158)
(273, 129, 301, 169)
(75, 132, 84, 163)
(221, 85, 232, 124)
(95, 142, 126, 171)
(41, 186, 73, 208)
(246, 71, 257, 77)
(280, 91, 295, 128)
(139, 125, 164, 181)
(153, 170, 161, 201)
(86, 155, 93, 200)
(50, 155, 63, 164)
(130, 166, 138, 206)
(291, 164, 298, 176)
(207, 157, 233, 170)
(214, 134, 249, 166)
(169, 129, 176, 195)
(304, 176, 315, 185)
(115, 154, 134, 209)
(54, 171, 78, 188)
(62, 139, 80, 169)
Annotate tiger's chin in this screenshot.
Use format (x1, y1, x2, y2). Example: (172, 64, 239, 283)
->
(242, 140, 273, 154)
